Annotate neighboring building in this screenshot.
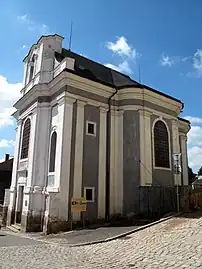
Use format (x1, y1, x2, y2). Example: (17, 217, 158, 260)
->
(7, 34, 190, 233)
(192, 176, 202, 190)
(0, 154, 13, 204)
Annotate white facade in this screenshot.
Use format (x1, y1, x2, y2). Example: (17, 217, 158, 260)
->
(7, 34, 190, 233)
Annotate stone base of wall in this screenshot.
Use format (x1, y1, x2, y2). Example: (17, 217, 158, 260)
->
(44, 217, 106, 234)
(45, 217, 70, 234)
(1, 206, 8, 226)
(7, 208, 15, 226)
(21, 211, 43, 232)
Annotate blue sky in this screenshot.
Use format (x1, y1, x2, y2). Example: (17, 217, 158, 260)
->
(0, 0, 202, 171)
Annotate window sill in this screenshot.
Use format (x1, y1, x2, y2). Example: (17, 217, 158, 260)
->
(20, 158, 28, 162)
(153, 166, 171, 171)
(46, 186, 59, 193)
(86, 133, 96, 137)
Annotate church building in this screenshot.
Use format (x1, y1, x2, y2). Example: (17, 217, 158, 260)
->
(7, 34, 190, 233)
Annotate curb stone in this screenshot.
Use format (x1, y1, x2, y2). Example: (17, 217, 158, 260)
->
(70, 212, 182, 247)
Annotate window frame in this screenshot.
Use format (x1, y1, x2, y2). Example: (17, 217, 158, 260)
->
(86, 121, 97, 137)
(20, 118, 31, 160)
(28, 54, 37, 83)
(84, 187, 95, 202)
(48, 131, 57, 173)
(152, 118, 171, 171)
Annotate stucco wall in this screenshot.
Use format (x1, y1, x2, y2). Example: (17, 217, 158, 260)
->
(82, 105, 100, 221)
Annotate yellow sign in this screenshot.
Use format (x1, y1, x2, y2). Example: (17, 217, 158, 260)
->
(71, 198, 87, 212)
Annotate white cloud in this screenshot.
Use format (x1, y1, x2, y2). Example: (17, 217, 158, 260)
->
(0, 139, 15, 148)
(106, 36, 137, 59)
(185, 116, 202, 171)
(160, 54, 191, 67)
(105, 60, 132, 75)
(17, 14, 50, 35)
(160, 54, 175, 67)
(188, 146, 202, 171)
(0, 75, 22, 128)
(188, 126, 202, 146)
(190, 49, 202, 78)
(193, 49, 202, 70)
(184, 116, 202, 124)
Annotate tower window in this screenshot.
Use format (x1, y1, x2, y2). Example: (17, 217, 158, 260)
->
(28, 54, 36, 83)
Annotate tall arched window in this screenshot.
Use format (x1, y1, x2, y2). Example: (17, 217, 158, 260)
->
(154, 120, 170, 168)
(49, 132, 57, 172)
(28, 54, 36, 83)
(21, 118, 31, 159)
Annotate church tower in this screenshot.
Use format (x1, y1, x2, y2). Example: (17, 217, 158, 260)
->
(22, 34, 64, 94)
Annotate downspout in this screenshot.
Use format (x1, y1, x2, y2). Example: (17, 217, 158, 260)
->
(105, 86, 118, 221)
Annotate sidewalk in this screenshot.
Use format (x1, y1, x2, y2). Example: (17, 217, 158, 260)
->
(3, 212, 180, 247)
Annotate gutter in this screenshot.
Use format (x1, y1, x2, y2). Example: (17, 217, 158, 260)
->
(105, 86, 118, 221)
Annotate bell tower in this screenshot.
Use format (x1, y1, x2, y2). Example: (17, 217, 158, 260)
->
(22, 34, 64, 92)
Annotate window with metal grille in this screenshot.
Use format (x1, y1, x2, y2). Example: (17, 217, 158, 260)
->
(84, 187, 95, 202)
(49, 131, 57, 172)
(154, 120, 170, 168)
(21, 119, 31, 159)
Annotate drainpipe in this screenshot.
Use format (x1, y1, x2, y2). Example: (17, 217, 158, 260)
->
(105, 87, 118, 222)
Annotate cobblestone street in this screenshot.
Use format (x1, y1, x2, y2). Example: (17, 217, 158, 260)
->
(1, 213, 202, 268)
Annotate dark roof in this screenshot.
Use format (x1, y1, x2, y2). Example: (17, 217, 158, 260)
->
(178, 117, 190, 124)
(0, 158, 13, 171)
(55, 48, 183, 104)
(55, 49, 140, 89)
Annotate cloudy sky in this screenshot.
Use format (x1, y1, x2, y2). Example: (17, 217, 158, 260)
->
(0, 0, 202, 171)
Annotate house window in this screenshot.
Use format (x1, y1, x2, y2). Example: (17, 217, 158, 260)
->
(21, 118, 31, 159)
(49, 131, 57, 172)
(154, 120, 170, 168)
(84, 187, 95, 202)
(86, 121, 96, 136)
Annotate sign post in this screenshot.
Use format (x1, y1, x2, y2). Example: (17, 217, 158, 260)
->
(71, 198, 87, 230)
(172, 153, 182, 213)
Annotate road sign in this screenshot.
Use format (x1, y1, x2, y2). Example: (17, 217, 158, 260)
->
(71, 198, 87, 212)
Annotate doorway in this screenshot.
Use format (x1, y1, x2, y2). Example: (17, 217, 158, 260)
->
(16, 186, 24, 224)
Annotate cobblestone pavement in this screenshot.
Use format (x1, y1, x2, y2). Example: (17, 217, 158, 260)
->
(1, 214, 202, 268)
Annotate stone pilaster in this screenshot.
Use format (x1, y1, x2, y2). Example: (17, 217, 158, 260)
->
(98, 107, 107, 219)
(172, 119, 181, 185)
(180, 134, 189, 186)
(109, 110, 124, 216)
(72, 100, 86, 221)
(139, 110, 153, 186)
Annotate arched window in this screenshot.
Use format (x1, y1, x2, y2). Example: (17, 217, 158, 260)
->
(28, 55, 36, 83)
(21, 118, 31, 159)
(154, 120, 170, 168)
(49, 132, 57, 172)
